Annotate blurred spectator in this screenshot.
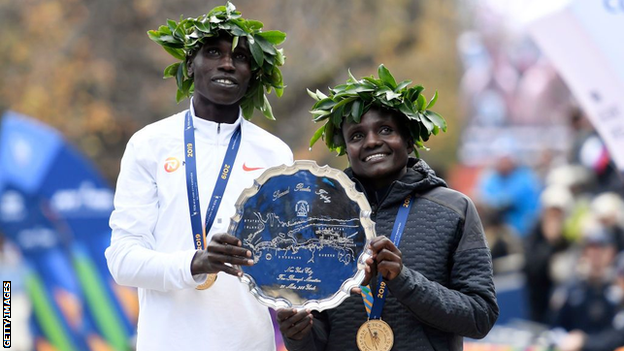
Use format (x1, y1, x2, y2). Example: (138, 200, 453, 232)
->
(567, 107, 594, 166)
(546, 164, 594, 243)
(549, 228, 619, 334)
(565, 105, 622, 195)
(477, 136, 542, 238)
(578, 133, 623, 195)
(535, 148, 567, 184)
(523, 185, 573, 324)
(558, 253, 624, 351)
(590, 192, 624, 253)
(546, 164, 593, 196)
(479, 203, 524, 275)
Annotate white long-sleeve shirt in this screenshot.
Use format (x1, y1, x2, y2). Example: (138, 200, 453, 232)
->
(106, 105, 293, 351)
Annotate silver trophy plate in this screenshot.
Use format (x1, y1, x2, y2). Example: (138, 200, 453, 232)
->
(228, 160, 375, 311)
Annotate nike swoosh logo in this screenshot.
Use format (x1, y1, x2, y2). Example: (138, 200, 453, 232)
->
(242, 163, 264, 172)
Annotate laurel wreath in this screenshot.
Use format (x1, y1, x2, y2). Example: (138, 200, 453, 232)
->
(147, 2, 286, 120)
(308, 64, 447, 155)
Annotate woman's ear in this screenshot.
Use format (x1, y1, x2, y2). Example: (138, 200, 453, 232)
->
(406, 138, 415, 155)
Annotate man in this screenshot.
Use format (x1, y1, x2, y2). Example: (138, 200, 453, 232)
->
(523, 185, 573, 323)
(105, 3, 292, 350)
(558, 252, 624, 351)
(550, 228, 619, 334)
(476, 135, 542, 238)
(277, 65, 498, 350)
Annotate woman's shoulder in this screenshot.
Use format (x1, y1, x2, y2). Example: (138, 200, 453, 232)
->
(418, 186, 477, 220)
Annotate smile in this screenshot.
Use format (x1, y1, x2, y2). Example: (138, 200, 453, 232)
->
(212, 78, 237, 86)
(364, 153, 387, 162)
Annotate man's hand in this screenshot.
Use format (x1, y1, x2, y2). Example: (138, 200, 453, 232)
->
(367, 236, 403, 281)
(190, 233, 253, 276)
(276, 308, 313, 341)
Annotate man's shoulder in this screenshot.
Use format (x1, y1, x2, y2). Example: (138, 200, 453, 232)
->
(130, 111, 186, 142)
(241, 120, 291, 152)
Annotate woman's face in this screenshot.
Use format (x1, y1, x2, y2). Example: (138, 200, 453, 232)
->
(342, 108, 413, 189)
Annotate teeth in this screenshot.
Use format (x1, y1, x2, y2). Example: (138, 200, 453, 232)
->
(365, 154, 386, 162)
(215, 79, 235, 85)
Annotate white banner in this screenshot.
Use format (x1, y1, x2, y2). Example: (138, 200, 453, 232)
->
(528, 0, 624, 172)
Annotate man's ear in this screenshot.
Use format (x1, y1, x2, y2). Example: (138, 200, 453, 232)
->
(186, 55, 194, 78)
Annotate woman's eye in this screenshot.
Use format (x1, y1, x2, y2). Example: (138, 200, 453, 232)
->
(380, 126, 392, 134)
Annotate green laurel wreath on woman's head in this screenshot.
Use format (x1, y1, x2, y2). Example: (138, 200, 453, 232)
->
(308, 64, 447, 156)
(147, 2, 286, 120)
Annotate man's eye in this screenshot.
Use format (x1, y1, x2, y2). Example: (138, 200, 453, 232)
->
(206, 48, 219, 56)
(234, 53, 247, 61)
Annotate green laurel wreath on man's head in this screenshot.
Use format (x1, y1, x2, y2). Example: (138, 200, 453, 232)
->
(147, 2, 286, 120)
(308, 64, 447, 156)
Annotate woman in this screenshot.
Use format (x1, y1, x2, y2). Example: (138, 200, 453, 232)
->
(277, 65, 499, 351)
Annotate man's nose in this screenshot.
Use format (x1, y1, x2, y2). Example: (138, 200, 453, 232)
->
(218, 53, 235, 71)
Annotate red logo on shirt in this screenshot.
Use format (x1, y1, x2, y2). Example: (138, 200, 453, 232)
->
(164, 157, 180, 172)
(242, 163, 264, 172)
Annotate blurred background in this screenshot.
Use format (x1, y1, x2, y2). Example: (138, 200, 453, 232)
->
(1, 0, 623, 350)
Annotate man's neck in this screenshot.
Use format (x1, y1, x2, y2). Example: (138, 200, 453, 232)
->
(193, 99, 240, 124)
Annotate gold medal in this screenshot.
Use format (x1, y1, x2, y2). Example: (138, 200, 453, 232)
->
(356, 319, 394, 351)
(196, 273, 218, 290)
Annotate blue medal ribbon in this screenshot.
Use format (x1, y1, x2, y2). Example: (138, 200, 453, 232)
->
(365, 194, 414, 320)
(184, 110, 242, 251)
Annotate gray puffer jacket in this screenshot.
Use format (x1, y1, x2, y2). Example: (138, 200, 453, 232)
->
(283, 158, 499, 351)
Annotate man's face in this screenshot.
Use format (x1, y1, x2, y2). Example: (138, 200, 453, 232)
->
(189, 35, 252, 106)
(495, 156, 515, 176)
(583, 243, 616, 280)
(342, 108, 413, 189)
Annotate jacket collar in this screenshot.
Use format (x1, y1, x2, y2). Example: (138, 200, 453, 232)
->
(344, 157, 447, 207)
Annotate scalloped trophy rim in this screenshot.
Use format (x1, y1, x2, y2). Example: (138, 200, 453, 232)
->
(228, 160, 376, 311)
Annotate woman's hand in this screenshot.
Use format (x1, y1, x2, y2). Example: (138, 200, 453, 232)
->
(367, 236, 403, 281)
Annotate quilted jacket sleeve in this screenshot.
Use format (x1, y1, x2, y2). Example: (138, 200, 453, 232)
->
(282, 311, 329, 351)
(386, 194, 499, 339)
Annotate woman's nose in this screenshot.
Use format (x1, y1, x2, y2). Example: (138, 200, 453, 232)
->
(363, 132, 381, 148)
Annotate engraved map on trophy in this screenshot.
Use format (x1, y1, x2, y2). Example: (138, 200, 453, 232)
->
(229, 160, 375, 311)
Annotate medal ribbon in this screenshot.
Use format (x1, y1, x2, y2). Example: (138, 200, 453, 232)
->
(184, 110, 242, 251)
(362, 194, 414, 320)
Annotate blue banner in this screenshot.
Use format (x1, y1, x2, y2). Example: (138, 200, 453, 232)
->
(0, 111, 136, 350)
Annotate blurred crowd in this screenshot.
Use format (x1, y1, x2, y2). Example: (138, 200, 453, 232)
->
(455, 7, 624, 349)
(466, 50, 624, 351)
(473, 119, 624, 351)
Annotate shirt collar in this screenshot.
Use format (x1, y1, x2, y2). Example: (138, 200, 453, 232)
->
(189, 97, 243, 128)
